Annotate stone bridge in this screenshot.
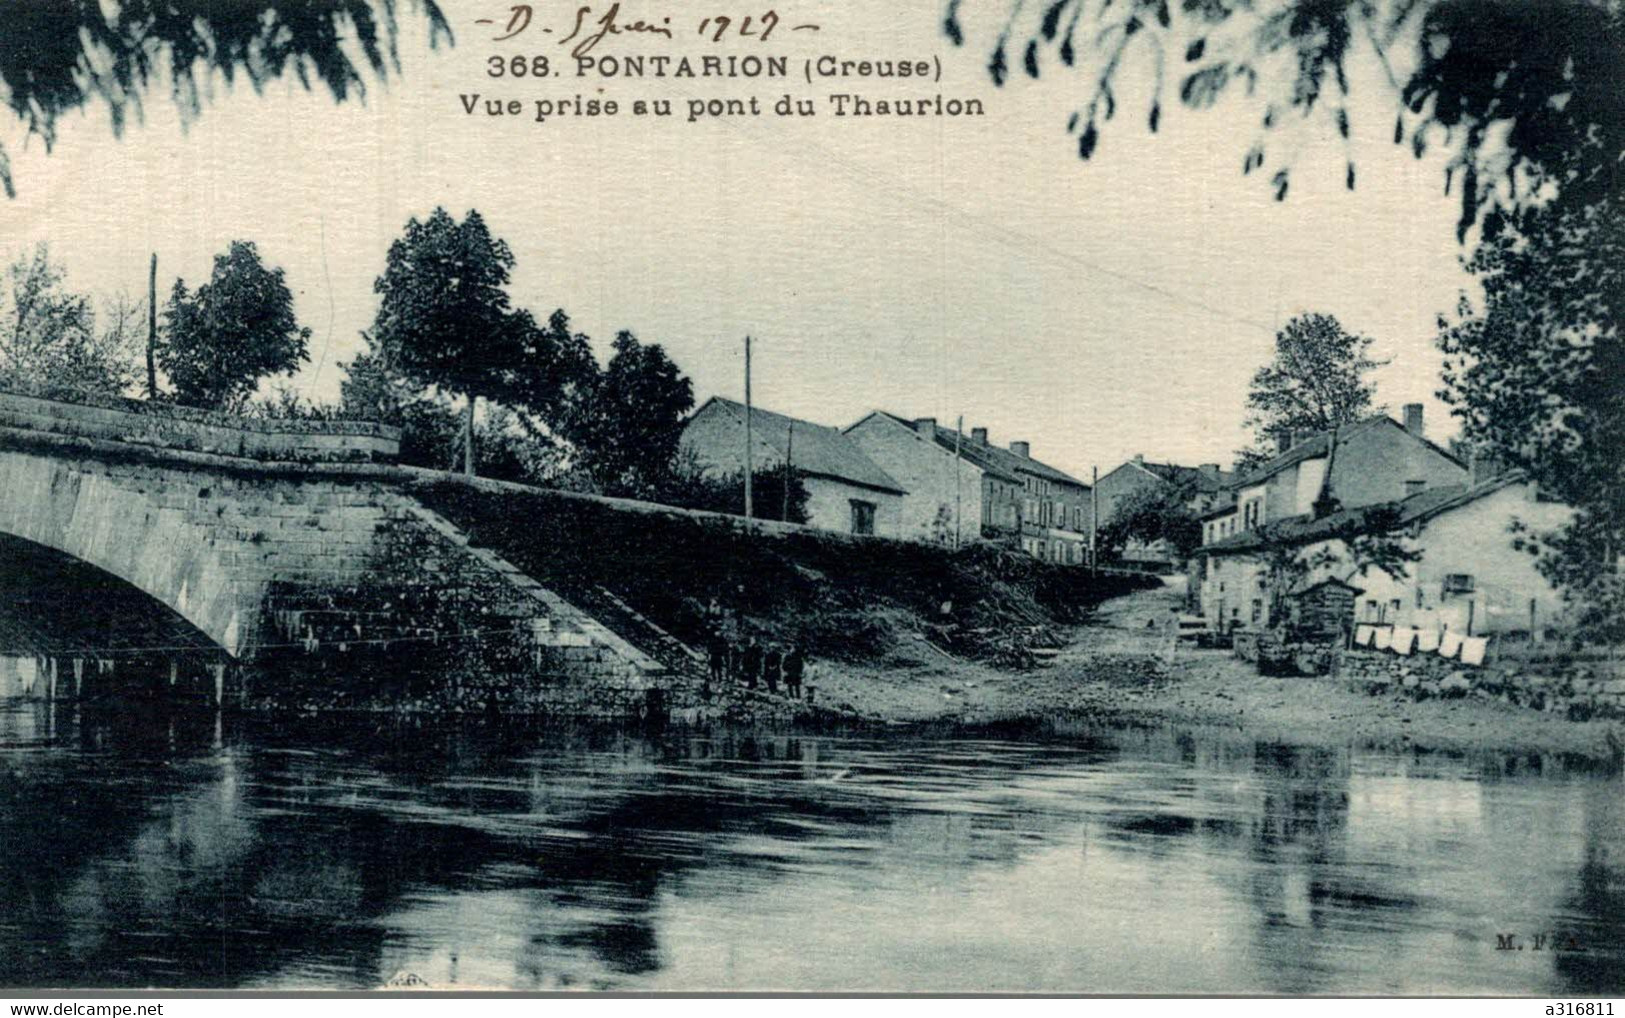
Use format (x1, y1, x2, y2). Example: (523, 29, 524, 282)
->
(0, 390, 669, 711)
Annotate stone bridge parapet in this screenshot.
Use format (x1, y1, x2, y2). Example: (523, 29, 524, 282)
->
(0, 388, 400, 463)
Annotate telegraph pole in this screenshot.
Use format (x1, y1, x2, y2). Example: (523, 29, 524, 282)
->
(783, 420, 793, 521)
(1090, 465, 1099, 571)
(743, 335, 753, 524)
(953, 415, 963, 550)
(146, 253, 158, 399)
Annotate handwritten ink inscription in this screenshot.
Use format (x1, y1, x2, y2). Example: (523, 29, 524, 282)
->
(475, 4, 821, 58)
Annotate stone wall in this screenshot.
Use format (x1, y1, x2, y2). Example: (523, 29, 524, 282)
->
(802, 475, 904, 537)
(251, 505, 670, 719)
(1339, 649, 1625, 719)
(0, 389, 399, 462)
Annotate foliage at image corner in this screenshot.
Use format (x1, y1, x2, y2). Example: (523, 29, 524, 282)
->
(0, 1, 451, 197)
(1438, 186, 1625, 644)
(946, 0, 1622, 242)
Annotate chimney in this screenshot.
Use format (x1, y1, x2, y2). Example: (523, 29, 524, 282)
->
(1132, 453, 1144, 464)
(913, 417, 937, 437)
(1199, 463, 1220, 477)
(971, 427, 988, 446)
(1403, 403, 1424, 438)
(1010, 440, 1030, 459)
(1275, 429, 1297, 456)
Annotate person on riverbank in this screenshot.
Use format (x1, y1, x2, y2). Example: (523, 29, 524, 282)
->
(706, 632, 726, 690)
(763, 646, 782, 694)
(741, 639, 763, 690)
(783, 646, 805, 700)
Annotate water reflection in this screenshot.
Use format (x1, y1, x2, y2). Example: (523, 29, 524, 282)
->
(0, 701, 1619, 992)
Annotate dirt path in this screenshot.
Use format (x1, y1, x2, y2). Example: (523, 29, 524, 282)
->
(803, 578, 1625, 761)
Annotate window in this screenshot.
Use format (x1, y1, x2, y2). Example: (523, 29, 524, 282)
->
(849, 499, 876, 536)
(1251, 599, 1263, 623)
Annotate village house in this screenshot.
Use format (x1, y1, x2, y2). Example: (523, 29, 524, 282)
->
(1094, 455, 1233, 569)
(845, 412, 1094, 563)
(680, 397, 906, 537)
(1194, 471, 1574, 641)
(1197, 405, 1466, 548)
(1193, 404, 1470, 632)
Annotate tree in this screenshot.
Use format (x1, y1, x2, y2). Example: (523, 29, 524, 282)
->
(947, 0, 1624, 238)
(1438, 186, 1625, 641)
(370, 208, 594, 477)
(1100, 482, 1202, 561)
(159, 240, 310, 411)
(562, 330, 696, 498)
(0, 1, 449, 198)
(1250, 505, 1420, 627)
(0, 243, 141, 397)
(1239, 312, 1384, 464)
(660, 452, 811, 524)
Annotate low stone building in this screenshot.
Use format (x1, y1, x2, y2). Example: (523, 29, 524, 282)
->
(845, 412, 1093, 563)
(1286, 577, 1363, 642)
(680, 397, 906, 537)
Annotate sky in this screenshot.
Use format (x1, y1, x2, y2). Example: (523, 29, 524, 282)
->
(0, 0, 1476, 482)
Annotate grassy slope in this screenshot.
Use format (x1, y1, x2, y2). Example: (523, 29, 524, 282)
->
(412, 480, 1158, 668)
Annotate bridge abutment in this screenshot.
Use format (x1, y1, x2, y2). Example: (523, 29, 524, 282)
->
(0, 391, 671, 718)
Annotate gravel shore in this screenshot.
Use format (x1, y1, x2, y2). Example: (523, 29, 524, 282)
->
(807, 578, 1625, 762)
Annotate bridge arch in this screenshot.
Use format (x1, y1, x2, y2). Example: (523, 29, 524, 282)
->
(0, 447, 250, 656)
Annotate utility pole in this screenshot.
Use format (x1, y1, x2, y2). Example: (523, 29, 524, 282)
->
(146, 253, 158, 399)
(954, 415, 963, 550)
(1090, 465, 1099, 571)
(783, 420, 793, 521)
(743, 335, 753, 524)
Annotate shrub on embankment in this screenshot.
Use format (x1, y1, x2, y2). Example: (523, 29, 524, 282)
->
(411, 480, 1159, 665)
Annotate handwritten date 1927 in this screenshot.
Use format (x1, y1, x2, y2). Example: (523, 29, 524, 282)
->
(476, 4, 821, 58)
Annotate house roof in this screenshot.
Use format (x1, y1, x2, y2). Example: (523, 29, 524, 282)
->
(694, 397, 906, 494)
(1137, 460, 1235, 493)
(1198, 493, 1239, 521)
(1289, 576, 1367, 597)
(1228, 414, 1466, 491)
(1196, 471, 1529, 557)
(864, 412, 1088, 489)
(1105, 457, 1235, 494)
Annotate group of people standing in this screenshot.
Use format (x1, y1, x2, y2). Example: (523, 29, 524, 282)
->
(704, 633, 807, 700)
(698, 597, 810, 702)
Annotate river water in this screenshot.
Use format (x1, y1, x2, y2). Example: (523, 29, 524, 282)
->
(0, 700, 1620, 994)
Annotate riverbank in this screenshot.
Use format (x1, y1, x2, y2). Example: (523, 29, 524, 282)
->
(805, 578, 1625, 762)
